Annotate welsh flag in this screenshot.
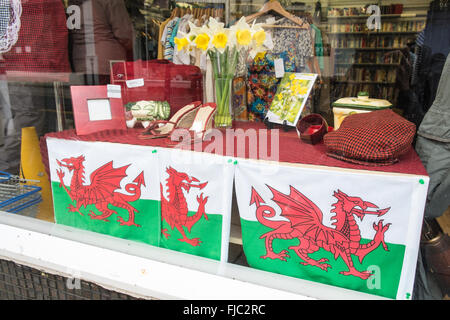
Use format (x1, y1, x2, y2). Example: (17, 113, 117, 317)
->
(47, 138, 161, 246)
(157, 148, 234, 262)
(235, 159, 428, 300)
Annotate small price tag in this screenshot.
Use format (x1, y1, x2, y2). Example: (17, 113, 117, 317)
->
(126, 78, 145, 88)
(274, 58, 285, 78)
(107, 84, 122, 99)
(264, 32, 274, 50)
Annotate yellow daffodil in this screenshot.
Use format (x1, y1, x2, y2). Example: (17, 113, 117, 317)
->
(254, 51, 266, 61)
(212, 32, 228, 49)
(289, 74, 296, 81)
(236, 29, 252, 46)
(195, 33, 210, 51)
(174, 37, 189, 51)
(253, 30, 266, 47)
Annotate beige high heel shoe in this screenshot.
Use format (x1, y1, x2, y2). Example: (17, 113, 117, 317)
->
(167, 103, 217, 145)
(138, 101, 202, 139)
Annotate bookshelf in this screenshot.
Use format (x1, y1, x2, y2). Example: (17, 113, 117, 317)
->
(326, 5, 427, 105)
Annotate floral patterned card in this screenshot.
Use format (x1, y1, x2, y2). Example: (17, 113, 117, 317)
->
(265, 73, 318, 126)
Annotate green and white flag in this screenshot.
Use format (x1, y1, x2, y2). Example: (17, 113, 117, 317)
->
(235, 159, 429, 300)
(158, 148, 234, 262)
(47, 138, 161, 246)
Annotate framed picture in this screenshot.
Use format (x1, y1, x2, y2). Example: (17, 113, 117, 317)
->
(110, 60, 127, 82)
(70, 85, 126, 136)
(265, 73, 318, 127)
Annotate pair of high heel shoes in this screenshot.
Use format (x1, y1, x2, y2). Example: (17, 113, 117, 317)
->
(138, 101, 216, 144)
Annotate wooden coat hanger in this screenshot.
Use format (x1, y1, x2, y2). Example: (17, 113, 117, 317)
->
(245, 0, 309, 29)
(174, 7, 182, 18)
(170, 7, 176, 19)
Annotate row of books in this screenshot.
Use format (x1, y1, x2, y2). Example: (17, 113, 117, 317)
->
(333, 83, 399, 102)
(335, 67, 397, 83)
(330, 36, 412, 49)
(335, 51, 403, 64)
(327, 4, 404, 17)
(329, 21, 425, 33)
(327, 6, 367, 17)
(379, 21, 425, 32)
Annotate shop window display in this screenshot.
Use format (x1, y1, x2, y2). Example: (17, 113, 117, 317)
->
(0, 0, 448, 300)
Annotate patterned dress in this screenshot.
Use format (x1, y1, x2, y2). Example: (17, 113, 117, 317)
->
(246, 17, 314, 121)
(163, 17, 179, 61)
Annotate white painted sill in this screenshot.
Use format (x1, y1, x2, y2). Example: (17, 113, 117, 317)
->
(0, 210, 386, 300)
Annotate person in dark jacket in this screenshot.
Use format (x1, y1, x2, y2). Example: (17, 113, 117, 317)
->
(414, 53, 450, 299)
(416, 53, 450, 220)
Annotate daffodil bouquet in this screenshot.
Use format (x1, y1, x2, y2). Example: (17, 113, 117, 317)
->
(175, 17, 270, 128)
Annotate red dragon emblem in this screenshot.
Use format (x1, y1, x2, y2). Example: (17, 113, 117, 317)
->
(56, 155, 145, 227)
(251, 185, 391, 279)
(160, 167, 208, 247)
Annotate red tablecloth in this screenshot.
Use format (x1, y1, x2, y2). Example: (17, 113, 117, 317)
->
(40, 121, 428, 177)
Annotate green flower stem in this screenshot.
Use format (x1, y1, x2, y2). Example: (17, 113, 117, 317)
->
(209, 46, 240, 127)
(218, 48, 239, 127)
(209, 50, 222, 104)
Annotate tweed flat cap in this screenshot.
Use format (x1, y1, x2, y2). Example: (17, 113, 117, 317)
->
(324, 109, 416, 166)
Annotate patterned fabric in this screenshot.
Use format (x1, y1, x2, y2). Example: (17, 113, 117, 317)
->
(2, 0, 70, 73)
(416, 30, 425, 46)
(173, 15, 194, 65)
(168, 16, 182, 48)
(245, 16, 315, 122)
(0, 0, 9, 37)
(324, 109, 416, 166)
(232, 77, 248, 121)
(163, 17, 179, 61)
(271, 18, 314, 70)
(235, 50, 248, 78)
(247, 51, 297, 121)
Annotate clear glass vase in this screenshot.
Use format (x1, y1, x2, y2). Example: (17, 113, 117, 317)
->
(213, 76, 233, 128)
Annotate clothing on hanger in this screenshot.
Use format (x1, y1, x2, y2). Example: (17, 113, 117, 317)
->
(173, 14, 194, 65)
(311, 24, 324, 71)
(270, 17, 314, 71)
(161, 5, 224, 103)
(243, 12, 316, 121)
(163, 16, 179, 60)
(157, 17, 171, 59)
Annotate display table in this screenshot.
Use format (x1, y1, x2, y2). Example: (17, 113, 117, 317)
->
(41, 121, 427, 175)
(41, 121, 429, 300)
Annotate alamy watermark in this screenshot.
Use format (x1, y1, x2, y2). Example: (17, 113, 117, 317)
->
(366, 5, 382, 30)
(66, 5, 81, 30)
(66, 268, 81, 290)
(167, 128, 281, 175)
(366, 265, 382, 290)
